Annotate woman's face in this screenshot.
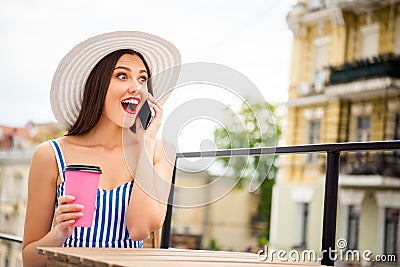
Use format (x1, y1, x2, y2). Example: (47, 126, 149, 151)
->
(102, 53, 149, 128)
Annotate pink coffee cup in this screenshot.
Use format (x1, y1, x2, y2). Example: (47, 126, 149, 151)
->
(64, 165, 102, 227)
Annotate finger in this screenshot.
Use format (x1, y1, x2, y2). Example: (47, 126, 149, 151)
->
(61, 220, 76, 227)
(57, 204, 84, 214)
(148, 95, 161, 108)
(154, 100, 162, 109)
(54, 203, 83, 220)
(58, 195, 75, 205)
(151, 102, 162, 111)
(147, 94, 156, 102)
(147, 101, 156, 110)
(152, 104, 162, 118)
(56, 212, 83, 224)
(55, 214, 82, 226)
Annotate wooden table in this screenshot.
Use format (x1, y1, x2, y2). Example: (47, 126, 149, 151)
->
(38, 247, 322, 267)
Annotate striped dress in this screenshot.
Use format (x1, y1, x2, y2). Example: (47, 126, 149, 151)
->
(49, 139, 143, 248)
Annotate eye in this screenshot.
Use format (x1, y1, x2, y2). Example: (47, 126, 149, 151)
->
(117, 73, 128, 80)
(139, 76, 147, 83)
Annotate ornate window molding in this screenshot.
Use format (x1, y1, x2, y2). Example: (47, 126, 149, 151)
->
(303, 107, 324, 120)
(359, 22, 380, 58)
(339, 189, 365, 206)
(329, 7, 344, 27)
(350, 103, 373, 116)
(291, 186, 315, 203)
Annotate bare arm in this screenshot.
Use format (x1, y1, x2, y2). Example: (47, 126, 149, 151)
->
(22, 142, 83, 267)
(126, 139, 175, 240)
(126, 97, 175, 240)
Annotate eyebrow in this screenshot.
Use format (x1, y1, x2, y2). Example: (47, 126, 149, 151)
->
(114, 66, 148, 74)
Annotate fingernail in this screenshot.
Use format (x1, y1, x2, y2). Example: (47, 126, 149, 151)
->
(77, 204, 84, 209)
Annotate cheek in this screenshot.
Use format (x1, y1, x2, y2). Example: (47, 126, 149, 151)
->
(103, 87, 121, 117)
(104, 84, 121, 105)
(103, 93, 114, 112)
(137, 83, 151, 95)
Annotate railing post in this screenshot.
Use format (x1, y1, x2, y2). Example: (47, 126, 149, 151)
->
(321, 151, 340, 266)
(160, 159, 177, 248)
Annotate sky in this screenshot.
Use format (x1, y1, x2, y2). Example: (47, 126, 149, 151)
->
(0, 0, 296, 151)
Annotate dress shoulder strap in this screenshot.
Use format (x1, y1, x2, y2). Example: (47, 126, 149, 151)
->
(48, 139, 66, 182)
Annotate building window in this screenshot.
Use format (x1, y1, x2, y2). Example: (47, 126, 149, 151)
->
(384, 208, 399, 258)
(301, 203, 309, 248)
(308, 120, 320, 162)
(395, 114, 400, 156)
(347, 205, 360, 250)
(311, 37, 330, 91)
(359, 23, 379, 58)
(395, 114, 400, 140)
(395, 18, 400, 55)
(309, 120, 321, 144)
(356, 116, 370, 142)
(294, 203, 309, 249)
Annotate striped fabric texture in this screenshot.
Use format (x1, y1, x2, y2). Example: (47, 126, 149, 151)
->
(49, 139, 143, 248)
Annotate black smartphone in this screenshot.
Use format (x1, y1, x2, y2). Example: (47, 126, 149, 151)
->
(130, 100, 155, 132)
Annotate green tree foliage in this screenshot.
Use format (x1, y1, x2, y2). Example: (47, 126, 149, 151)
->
(213, 101, 282, 244)
(208, 238, 221, 251)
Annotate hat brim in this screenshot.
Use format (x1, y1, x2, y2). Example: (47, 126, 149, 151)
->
(50, 31, 181, 130)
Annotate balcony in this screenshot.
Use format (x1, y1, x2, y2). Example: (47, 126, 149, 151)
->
(327, 53, 400, 86)
(335, 0, 399, 14)
(289, 54, 400, 107)
(342, 152, 400, 178)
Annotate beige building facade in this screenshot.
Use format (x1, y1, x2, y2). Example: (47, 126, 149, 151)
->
(0, 149, 32, 267)
(171, 162, 261, 252)
(270, 0, 400, 265)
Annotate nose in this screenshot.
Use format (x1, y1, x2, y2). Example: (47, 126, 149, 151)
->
(127, 79, 141, 94)
(128, 86, 137, 94)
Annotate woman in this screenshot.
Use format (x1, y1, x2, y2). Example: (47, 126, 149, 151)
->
(22, 31, 181, 267)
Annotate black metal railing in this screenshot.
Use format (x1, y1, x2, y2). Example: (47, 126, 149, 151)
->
(2, 140, 400, 266)
(161, 140, 400, 266)
(0, 233, 22, 244)
(328, 53, 400, 85)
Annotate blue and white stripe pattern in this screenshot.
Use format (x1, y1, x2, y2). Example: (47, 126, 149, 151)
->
(49, 139, 143, 248)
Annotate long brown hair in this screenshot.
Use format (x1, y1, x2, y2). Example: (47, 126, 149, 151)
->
(66, 49, 152, 136)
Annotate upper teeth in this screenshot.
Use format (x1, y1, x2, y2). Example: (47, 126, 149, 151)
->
(122, 99, 139, 104)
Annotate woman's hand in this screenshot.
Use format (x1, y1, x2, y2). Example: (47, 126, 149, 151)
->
(53, 195, 84, 239)
(135, 94, 162, 148)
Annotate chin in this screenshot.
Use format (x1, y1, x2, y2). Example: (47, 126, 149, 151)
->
(122, 116, 136, 128)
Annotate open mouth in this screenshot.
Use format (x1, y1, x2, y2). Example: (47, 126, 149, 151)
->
(121, 97, 140, 114)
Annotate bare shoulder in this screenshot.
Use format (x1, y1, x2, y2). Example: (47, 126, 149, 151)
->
(30, 140, 58, 180)
(32, 140, 55, 162)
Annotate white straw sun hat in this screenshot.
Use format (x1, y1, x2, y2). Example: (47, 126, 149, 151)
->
(50, 31, 181, 130)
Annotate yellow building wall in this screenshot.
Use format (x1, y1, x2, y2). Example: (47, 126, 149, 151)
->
(172, 170, 260, 251)
(277, 0, 400, 258)
(323, 100, 340, 143)
(270, 182, 325, 252)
